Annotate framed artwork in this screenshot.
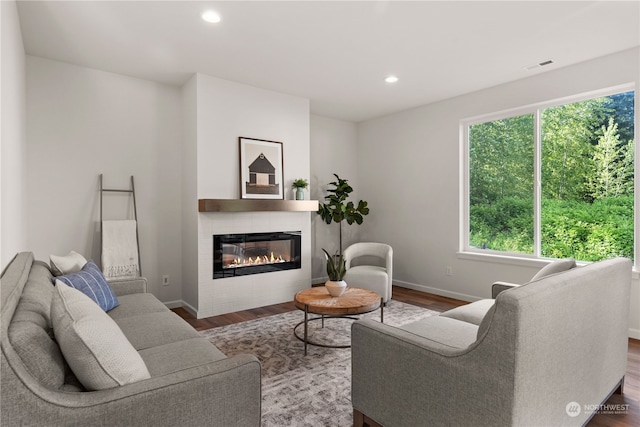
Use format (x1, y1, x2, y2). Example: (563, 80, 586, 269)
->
(239, 137, 284, 199)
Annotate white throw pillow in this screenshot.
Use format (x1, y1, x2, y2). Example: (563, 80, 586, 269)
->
(51, 281, 150, 390)
(50, 250, 88, 276)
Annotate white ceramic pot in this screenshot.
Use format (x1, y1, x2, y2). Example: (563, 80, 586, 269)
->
(325, 280, 347, 297)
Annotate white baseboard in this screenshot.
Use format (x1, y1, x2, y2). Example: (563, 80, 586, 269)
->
(163, 300, 183, 309)
(629, 328, 640, 340)
(182, 301, 198, 317)
(163, 299, 198, 317)
(393, 280, 482, 303)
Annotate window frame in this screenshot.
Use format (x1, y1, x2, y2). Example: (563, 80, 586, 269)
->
(459, 83, 637, 268)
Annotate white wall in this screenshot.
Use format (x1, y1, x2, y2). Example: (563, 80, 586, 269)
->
(1, 0, 27, 271)
(181, 75, 198, 311)
(358, 47, 640, 338)
(310, 114, 359, 281)
(195, 74, 310, 199)
(25, 56, 183, 304)
(187, 73, 312, 317)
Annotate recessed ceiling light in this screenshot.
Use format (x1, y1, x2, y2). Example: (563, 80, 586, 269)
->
(202, 10, 222, 24)
(385, 75, 399, 83)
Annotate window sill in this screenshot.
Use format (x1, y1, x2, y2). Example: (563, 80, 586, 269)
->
(457, 251, 550, 268)
(457, 251, 640, 279)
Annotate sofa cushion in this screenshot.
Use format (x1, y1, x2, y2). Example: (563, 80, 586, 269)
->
(11, 261, 55, 330)
(107, 293, 169, 320)
(440, 299, 495, 325)
(344, 265, 388, 282)
(139, 338, 227, 377)
(530, 258, 576, 281)
(51, 282, 151, 390)
(50, 250, 87, 276)
(114, 311, 201, 350)
(343, 266, 389, 301)
(55, 261, 119, 311)
(8, 321, 66, 389)
(8, 261, 67, 389)
(400, 316, 478, 349)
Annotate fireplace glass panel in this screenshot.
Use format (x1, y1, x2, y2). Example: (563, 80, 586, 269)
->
(213, 231, 301, 279)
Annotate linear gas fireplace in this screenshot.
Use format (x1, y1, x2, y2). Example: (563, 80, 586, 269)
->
(213, 231, 302, 279)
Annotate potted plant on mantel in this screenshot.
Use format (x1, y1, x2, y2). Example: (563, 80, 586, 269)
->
(291, 178, 309, 200)
(317, 174, 369, 294)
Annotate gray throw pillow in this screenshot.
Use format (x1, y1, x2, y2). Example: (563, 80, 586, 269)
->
(51, 282, 150, 390)
(530, 258, 576, 281)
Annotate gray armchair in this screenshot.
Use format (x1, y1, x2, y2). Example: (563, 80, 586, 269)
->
(351, 257, 631, 426)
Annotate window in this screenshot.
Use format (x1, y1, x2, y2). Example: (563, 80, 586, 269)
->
(463, 87, 635, 262)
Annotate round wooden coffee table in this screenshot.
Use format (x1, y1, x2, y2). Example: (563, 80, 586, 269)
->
(293, 286, 383, 355)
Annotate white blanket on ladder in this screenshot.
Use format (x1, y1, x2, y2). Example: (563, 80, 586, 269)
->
(102, 220, 140, 279)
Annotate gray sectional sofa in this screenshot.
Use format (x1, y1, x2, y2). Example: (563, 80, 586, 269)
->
(352, 257, 632, 427)
(1, 252, 261, 426)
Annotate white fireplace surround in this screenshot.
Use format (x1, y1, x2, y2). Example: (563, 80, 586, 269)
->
(182, 72, 311, 318)
(196, 211, 311, 318)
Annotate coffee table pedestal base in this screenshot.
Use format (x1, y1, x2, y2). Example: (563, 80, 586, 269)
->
(294, 298, 383, 355)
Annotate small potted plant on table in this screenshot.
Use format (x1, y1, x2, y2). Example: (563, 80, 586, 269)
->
(322, 249, 347, 297)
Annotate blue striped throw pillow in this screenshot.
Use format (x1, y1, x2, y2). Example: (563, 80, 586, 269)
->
(54, 261, 119, 311)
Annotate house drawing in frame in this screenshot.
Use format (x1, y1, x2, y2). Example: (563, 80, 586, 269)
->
(247, 153, 278, 194)
(239, 137, 284, 199)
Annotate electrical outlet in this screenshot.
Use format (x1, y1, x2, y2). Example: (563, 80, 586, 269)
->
(446, 267, 453, 276)
(162, 275, 170, 286)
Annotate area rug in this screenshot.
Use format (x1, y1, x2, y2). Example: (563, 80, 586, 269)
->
(199, 300, 438, 427)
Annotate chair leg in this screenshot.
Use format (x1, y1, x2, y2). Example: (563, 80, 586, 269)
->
(615, 376, 625, 394)
(353, 409, 365, 427)
(353, 408, 383, 427)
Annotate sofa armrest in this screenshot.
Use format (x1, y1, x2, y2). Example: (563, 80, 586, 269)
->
(491, 281, 519, 298)
(351, 319, 511, 427)
(108, 276, 148, 296)
(4, 353, 261, 426)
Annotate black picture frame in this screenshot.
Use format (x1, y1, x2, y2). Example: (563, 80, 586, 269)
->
(239, 137, 284, 199)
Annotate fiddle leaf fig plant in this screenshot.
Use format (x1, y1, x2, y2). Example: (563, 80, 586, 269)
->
(317, 173, 369, 254)
(322, 249, 346, 281)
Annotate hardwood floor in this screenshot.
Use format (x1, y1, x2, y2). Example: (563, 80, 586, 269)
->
(172, 285, 640, 426)
(172, 300, 297, 331)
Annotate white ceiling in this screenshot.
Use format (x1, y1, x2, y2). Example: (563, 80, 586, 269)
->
(16, 1, 640, 122)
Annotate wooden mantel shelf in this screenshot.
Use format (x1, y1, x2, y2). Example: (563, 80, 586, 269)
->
(198, 199, 320, 213)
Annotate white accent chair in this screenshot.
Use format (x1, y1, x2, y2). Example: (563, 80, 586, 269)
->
(343, 242, 393, 303)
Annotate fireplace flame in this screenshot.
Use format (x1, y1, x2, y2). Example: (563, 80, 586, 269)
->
(225, 252, 287, 269)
